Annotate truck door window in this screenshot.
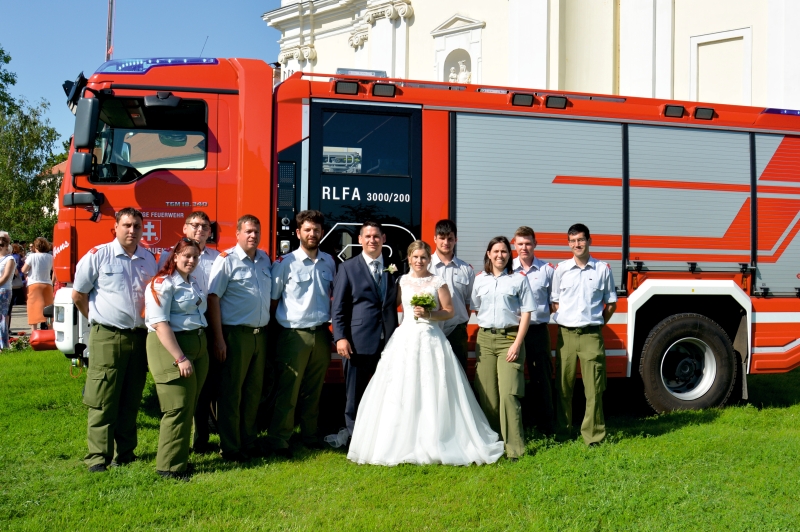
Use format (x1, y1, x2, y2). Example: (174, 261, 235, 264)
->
(321, 111, 409, 176)
(90, 98, 207, 183)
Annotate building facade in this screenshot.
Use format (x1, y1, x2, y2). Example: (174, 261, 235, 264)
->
(263, 0, 800, 109)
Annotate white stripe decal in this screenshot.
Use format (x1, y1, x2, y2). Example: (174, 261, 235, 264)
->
(752, 312, 800, 323)
(753, 337, 800, 354)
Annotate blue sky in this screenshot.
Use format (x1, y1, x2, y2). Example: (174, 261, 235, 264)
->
(1, 0, 282, 145)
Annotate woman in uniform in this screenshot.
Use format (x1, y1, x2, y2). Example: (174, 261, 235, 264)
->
(471, 236, 535, 462)
(145, 238, 209, 480)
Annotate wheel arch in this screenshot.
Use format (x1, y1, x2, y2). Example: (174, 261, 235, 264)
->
(627, 280, 751, 379)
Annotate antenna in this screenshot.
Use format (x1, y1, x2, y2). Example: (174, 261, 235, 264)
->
(200, 36, 209, 57)
(105, 0, 115, 61)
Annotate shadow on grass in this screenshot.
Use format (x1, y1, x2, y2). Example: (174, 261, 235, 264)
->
(745, 369, 800, 408)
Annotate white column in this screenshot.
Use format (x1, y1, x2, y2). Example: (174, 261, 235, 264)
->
(393, 17, 409, 78)
(508, 0, 549, 89)
(619, 0, 673, 98)
(653, 0, 673, 99)
(768, 0, 800, 109)
(370, 17, 394, 75)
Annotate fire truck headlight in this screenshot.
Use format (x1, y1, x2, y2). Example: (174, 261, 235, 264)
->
(335, 81, 359, 95)
(512, 93, 535, 107)
(694, 107, 715, 120)
(372, 83, 396, 97)
(545, 96, 568, 109)
(664, 105, 685, 118)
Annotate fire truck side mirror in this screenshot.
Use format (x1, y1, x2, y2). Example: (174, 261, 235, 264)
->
(73, 98, 100, 149)
(70, 152, 93, 176)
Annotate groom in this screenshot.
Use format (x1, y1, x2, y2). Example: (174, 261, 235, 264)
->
(332, 221, 400, 438)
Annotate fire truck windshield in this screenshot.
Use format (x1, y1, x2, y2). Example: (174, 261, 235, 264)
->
(89, 97, 207, 183)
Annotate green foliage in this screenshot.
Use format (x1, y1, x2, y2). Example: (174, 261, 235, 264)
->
(0, 47, 62, 243)
(1, 349, 800, 531)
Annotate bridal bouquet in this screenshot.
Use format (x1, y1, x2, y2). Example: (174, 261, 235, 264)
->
(410, 293, 436, 321)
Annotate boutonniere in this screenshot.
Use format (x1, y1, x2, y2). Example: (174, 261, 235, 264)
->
(384, 264, 398, 274)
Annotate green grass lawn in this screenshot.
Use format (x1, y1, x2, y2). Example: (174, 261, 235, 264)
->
(1, 349, 799, 531)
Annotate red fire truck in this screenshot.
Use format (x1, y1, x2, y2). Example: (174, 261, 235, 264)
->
(43, 57, 800, 413)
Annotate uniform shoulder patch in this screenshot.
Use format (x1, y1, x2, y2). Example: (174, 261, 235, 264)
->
(518, 271, 527, 276)
(606, 262, 611, 269)
(468, 263, 474, 269)
(547, 262, 555, 269)
(275, 255, 284, 263)
(89, 245, 102, 254)
(219, 251, 229, 258)
(154, 276, 166, 285)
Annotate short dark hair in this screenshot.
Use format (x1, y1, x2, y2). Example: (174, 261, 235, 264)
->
(360, 221, 383, 235)
(514, 226, 536, 240)
(483, 236, 514, 275)
(33, 237, 50, 253)
(115, 207, 143, 223)
(237, 214, 261, 231)
(185, 211, 211, 224)
(296, 209, 324, 227)
(434, 219, 458, 238)
(567, 223, 591, 240)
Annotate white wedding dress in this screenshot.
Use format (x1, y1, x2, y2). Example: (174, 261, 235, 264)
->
(347, 274, 504, 466)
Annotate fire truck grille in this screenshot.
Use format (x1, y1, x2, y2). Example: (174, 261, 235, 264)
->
(278, 188, 294, 208)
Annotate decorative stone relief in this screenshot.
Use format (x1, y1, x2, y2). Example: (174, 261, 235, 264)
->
(457, 61, 471, 84)
(365, 0, 413, 25)
(278, 45, 317, 65)
(349, 28, 369, 48)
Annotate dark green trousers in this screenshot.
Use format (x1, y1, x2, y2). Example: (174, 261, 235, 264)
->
(267, 327, 330, 449)
(218, 325, 267, 456)
(524, 323, 555, 435)
(83, 324, 148, 468)
(474, 328, 526, 458)
(445, 323, 469, 374)
(555, 326, 607, 445)
(147, 329, 209, 472)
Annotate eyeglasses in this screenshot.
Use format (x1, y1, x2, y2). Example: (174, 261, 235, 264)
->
(187, 223, 211, 231)
(568, 238, 587, 245)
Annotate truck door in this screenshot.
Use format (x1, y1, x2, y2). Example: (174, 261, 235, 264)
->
(75, 91, 218, 257)
(285, 101, 422, 268)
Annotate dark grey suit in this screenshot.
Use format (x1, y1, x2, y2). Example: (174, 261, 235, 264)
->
(331, 254, 399, 435)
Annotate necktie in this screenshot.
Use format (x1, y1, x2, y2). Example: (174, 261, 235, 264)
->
(371, 261, 383, 300)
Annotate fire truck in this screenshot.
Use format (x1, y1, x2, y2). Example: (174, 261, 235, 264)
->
(41, 57, 800, 413)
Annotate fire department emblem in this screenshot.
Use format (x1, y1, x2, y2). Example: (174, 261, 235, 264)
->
(141, 219, 162, 246)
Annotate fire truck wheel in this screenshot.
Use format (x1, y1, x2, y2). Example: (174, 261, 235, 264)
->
(639, 313, 737, 413)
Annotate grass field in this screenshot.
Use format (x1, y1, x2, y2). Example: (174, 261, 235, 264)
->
(1, 349, 799, 531)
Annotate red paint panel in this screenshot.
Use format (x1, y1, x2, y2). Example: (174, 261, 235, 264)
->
(421, 110, 450, 239)
(750, 349, 800, 373)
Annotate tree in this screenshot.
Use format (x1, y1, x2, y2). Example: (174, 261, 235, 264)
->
(0, 45, 62, 243)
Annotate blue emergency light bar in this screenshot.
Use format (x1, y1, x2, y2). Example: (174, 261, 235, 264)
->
(95, 57, 219, 74)
(763, 108, 800, 116)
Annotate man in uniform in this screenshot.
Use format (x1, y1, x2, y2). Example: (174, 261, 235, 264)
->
(72, 207, 158, 472)
(207, 214, 272, 462)
(428, 219, 474, 373)
(512, 226, 556, 435)
(156, 211, 221, 454)
(267, 210, 335, 457)
(550, 223, 617, 446)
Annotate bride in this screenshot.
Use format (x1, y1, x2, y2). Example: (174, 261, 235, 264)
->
(347, 240, 504, 466)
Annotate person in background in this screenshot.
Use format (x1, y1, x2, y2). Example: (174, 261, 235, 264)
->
(0, 232, 15, 350)
(428, 219, 475, 374)
(72, 208, 158, 472)
(8, 243, 26, 329)
(145, 238, 209, 481)
(22, 237, 54, 332)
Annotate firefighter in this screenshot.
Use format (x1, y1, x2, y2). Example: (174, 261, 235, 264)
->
(155, 211, 221, 455)
(266, 210, 335, 457)
(428, 219, 475, 373)
(145, 238, 208, 480)
(471, 236, 535, 461)
(72, 207, 158, 473)
(206, 214, 272, 462)
(512, 226, 556, 435)
(550, 223, 617, 446)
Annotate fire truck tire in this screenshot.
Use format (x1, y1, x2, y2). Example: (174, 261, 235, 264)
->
(639, 313, 737, 413)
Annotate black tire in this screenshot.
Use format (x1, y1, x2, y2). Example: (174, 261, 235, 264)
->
(639, 313, 737, 413)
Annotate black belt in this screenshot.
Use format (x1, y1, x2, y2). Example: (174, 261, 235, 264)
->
(92, 322, 146, 334)
(224, 324, 265, 334)
(174, 328, 205, 336)
(294, 325, 326, 332)
(481, 326, 519, 335)
(529, 322, 549, 328)
(561, 325, 601, 334)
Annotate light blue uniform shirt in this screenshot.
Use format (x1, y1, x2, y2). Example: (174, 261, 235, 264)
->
(471, 271, 535, 329)
(144, 271, 207, 332)
(158, 245, 219, 293)
(271, 247, 335, 329)
(73, 239, 158, 329)
(513, 256, 554, 325)
(207, 244, 272, 328)
(551, 257, 617, 328)
(428, 253, 474, 336)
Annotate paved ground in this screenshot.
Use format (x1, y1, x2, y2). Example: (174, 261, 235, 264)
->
(8, 304, 31, 336)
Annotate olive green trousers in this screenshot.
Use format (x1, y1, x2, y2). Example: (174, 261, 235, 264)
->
(147, 329, 209, 472)
(474, 328, 527, 459)
(266, 327, 330, 449)
(218, 325, 267, 456)
(83, 324, 148, 468)
(555, 326, 607, 445)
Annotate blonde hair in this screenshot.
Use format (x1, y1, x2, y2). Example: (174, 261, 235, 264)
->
(407, 240, 431, 259)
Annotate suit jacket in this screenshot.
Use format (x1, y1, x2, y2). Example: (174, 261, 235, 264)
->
(332, 254, 400, 356)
